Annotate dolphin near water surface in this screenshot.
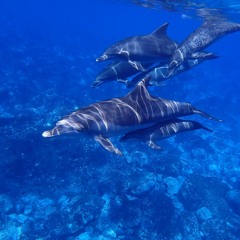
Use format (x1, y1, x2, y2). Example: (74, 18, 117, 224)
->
(96, 22, 178, 71)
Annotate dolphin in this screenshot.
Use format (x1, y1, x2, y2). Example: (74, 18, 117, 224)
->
(92, 52, 217, 88)
(96, 22, 178, 71)
(167, 19, 240, 77)
(120, 118, 212, 150)
(42, 77, 221, 155)
(92, 61, 153, 87)
(127, 52, 218, 87)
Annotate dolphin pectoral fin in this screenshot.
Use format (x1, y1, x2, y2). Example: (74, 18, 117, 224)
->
(147, 140, 162, 151)
(193, 108, 223, 122)
(190, 52, 219, 60)
(94, 135, 123, 156)
(91, 80, 103, 88)
(128, 60, 146, 71)
(117, 79, 129, 85)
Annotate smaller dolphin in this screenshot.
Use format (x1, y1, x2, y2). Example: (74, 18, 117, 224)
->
(120, 118, 212, 150)
(92, 61, 153, 87)
(167, 19, 240, 77)
(128, 53, 218, 87)
(96, 22, 177, 71)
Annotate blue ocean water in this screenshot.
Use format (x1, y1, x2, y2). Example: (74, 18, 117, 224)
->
(0, 0, 240, 239)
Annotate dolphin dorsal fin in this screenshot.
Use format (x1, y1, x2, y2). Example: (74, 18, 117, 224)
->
(150, 22, 169, 38)
(123, 76, 151, 102)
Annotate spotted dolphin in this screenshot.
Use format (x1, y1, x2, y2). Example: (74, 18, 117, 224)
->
(167, 19, 240, 77)
(120, 118, 212, 150)
(96, 22, 177, 71)
(42, 77, 221, 155)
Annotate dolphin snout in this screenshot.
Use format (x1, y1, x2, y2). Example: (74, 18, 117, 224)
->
(96, 55, 108, 62)
(42, 130, 53, 137)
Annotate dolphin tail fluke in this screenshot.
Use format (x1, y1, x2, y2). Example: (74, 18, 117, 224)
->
(94, 135, 123, 156)
(193, 108, 223, 122)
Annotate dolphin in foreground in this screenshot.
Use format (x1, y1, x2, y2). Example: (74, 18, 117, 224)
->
(127, 53, 218, 87)
(42, 77, 221, 155)
(167, 19, 240, 77)
(96, 22, 177, 71)
(120, 118, 212, 150)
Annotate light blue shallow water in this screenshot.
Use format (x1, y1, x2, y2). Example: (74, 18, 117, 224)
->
(0, 0, 240, 239)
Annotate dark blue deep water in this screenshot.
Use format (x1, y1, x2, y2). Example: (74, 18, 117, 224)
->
(1, 0, 240, 239)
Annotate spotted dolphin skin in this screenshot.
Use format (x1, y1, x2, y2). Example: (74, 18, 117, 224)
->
(42, 77, 221, 155)
(96, 22, 177, 71)
(167, 19, 240, 77)
(120, 119, 212, 150)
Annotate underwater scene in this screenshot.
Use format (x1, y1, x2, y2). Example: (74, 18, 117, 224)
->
(1, 0, 240, 239)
